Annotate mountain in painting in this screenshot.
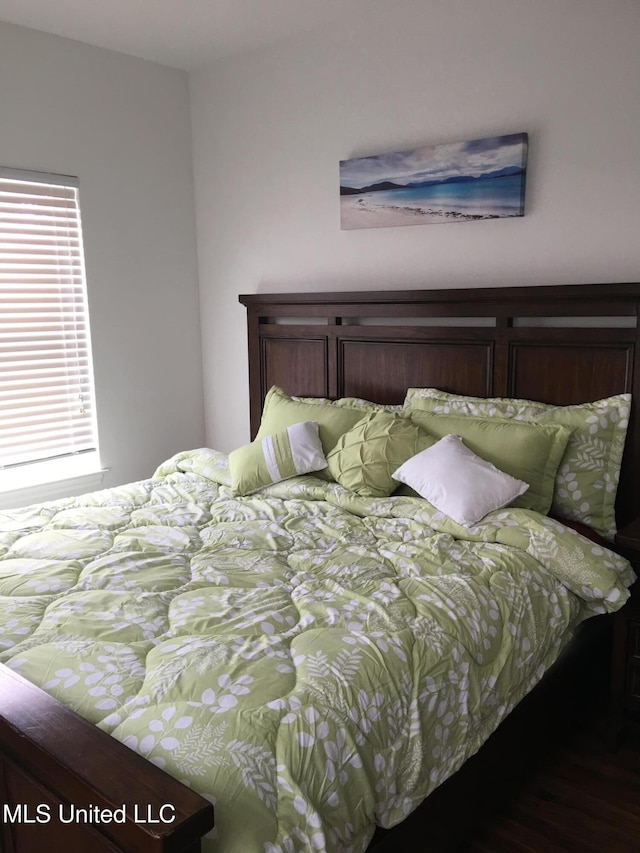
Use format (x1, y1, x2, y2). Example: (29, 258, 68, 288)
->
(405, 166, 525, 189)
(340, 180, 403, 196)
(341, 166, 525, 196)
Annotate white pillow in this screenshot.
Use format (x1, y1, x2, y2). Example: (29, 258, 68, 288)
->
(392, 434, 529, 527)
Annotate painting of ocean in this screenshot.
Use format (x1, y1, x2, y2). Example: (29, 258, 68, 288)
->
(340, 133, 528, 230)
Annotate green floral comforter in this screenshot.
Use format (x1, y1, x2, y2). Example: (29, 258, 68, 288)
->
(0, 449, 634, 852)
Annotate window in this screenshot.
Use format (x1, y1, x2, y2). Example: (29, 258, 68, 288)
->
(0, 167, 100, 497)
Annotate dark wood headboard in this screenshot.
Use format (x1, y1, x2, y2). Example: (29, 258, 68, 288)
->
(239, 283, 640, 526)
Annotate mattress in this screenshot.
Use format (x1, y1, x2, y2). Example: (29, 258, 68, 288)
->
(0, 448, 633, 852)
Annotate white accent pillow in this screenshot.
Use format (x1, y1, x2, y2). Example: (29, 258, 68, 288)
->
(392, 434, 529, 527)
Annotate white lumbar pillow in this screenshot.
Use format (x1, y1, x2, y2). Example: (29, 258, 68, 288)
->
(392, 433, 529, 527)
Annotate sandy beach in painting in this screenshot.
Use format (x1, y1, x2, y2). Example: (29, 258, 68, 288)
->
(340, 195, 493, 229)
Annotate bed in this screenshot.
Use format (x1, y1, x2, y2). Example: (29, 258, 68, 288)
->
(1, 282, 639, 853)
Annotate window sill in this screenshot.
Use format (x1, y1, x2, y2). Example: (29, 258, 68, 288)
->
(0, 454, 107, 511)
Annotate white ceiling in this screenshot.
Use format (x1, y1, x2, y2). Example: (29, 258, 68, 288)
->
(0, 0, 360, 70)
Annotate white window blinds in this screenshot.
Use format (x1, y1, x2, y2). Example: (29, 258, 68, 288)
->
(0, 168, 98, 470)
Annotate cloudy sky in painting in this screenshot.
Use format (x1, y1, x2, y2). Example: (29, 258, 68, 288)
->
(340, 133, 527, 189)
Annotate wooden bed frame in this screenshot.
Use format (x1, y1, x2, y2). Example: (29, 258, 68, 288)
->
(2, 282, 639, 852)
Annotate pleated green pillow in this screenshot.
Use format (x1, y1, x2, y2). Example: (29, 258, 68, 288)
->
(326, 411, 433, 497)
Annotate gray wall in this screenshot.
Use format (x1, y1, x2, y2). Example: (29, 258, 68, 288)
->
(0, 22, 205, 496)
(189, 0, 640, 451)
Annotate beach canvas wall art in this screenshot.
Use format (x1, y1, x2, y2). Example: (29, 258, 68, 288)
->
(340, 132, 528, 230)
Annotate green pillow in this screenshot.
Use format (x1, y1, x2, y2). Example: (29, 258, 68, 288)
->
(256, 387, 366, 479)
(408, 410, 572, 516)
(326, 411, 434, 497)
(292, 393, 404, 415)
(230, 421, 327, 495)
(405, 389, 631, 539)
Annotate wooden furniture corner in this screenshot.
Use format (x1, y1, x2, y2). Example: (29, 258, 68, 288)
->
(0, 666, 214, 852)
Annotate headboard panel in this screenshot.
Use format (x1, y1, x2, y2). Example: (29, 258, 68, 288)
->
(339, 333, 495, 403)
(262, 336, 329, 399)
(240, 283, 640, 526)
(508, 335, 636, 406)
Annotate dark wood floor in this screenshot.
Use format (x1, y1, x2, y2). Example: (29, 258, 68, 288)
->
(461, 717, 640, 853)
